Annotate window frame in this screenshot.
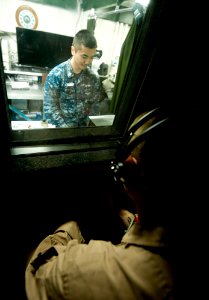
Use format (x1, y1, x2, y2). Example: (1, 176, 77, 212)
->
(0, 0, 169, 172)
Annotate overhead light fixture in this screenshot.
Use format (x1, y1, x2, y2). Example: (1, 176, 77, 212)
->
(97, 7, 133, 17)
(95, 0, 150, 18)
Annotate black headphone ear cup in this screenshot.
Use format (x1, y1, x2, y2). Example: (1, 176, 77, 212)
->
(110, 160, 145, 189)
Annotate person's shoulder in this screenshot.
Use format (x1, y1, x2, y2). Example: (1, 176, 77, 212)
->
(85, 66, 99, 77)
(53, 60, 69, 71)
(48, 60, 69, 77)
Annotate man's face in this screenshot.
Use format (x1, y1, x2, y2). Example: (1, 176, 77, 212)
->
(71, 45, 96, 71)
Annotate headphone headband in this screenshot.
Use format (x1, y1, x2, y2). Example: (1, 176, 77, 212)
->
(110, 107, 170, 189)
(119, 107, 169, 160)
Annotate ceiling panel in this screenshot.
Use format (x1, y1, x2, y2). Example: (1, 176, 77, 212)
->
(30, 0, 117, 10)
(28, 0, 134, 23)
(28, 0, 132, 11)
(81, 0, 120, 11)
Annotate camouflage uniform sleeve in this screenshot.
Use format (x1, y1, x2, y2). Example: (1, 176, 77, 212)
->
(89, 71, 109, 115)
(43, 71, 68, 128)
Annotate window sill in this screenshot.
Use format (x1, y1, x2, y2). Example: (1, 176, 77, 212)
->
(10, 139, 120, 172)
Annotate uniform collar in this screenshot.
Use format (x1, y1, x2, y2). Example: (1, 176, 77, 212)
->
(66, 59, 91, 79)
(67, 59, 74, 77)
(122, 223, 169, 249)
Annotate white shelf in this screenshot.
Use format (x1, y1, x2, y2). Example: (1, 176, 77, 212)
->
(4, 70, 42, 76)
(6, 83, 43, 100)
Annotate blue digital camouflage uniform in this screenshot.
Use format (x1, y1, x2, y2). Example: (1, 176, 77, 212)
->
(43, 59, 107, 127)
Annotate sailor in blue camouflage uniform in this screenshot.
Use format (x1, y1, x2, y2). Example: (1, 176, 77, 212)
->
(43, 29, 108, 128)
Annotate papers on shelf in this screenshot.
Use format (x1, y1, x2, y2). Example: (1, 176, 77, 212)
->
(89, 114, 115, 126)
(11, 115, 115, 130)
(10, 81, 30, 90)
(11, 121, 56, 130)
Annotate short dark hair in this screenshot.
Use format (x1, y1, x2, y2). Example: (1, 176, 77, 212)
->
(72, 29, 97, 49)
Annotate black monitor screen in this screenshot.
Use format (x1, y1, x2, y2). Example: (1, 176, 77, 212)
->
(16, 27, 73, 69)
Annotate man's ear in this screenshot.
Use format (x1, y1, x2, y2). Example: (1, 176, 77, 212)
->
(71, 45, 75, 55)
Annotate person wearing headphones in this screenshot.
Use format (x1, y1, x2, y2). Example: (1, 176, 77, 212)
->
(25, 107, 179, 300)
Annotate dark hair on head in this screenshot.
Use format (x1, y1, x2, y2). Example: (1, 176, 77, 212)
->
(72, 29, 97, 49)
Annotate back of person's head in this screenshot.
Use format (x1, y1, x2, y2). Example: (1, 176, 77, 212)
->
(73, 29, 97, 49)
(111, 107, 180, 229)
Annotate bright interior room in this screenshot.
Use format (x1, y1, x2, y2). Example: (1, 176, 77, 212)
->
(0, 0, 150, 129)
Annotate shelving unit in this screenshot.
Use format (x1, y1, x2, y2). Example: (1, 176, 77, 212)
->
(5, 68, 45, 121)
